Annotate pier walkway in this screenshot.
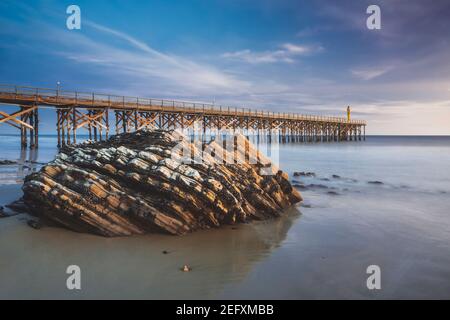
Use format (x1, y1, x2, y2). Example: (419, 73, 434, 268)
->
(0, 85, 366, 148)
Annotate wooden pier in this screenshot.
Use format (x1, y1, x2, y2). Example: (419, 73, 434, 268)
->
(0, 85, 366, 148)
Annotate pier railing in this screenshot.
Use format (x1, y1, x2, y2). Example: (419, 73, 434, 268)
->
(0, 84, 366, 125)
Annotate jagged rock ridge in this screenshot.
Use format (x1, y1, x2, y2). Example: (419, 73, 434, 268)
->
(22, 129, 302, 236)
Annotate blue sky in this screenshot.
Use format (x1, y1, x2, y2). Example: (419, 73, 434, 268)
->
(1, 0, 450, 134)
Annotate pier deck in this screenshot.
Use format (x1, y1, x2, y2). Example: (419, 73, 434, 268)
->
(0, 85, 366, 147)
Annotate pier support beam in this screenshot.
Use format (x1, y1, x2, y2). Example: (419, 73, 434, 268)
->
(114, 110, 160, 134)
(0, 105, 39, 148)
(56, 107, 109, 146)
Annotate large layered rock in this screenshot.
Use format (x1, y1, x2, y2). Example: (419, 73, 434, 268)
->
(22, 129, 302, 236)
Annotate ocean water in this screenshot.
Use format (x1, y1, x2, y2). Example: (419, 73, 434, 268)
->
(0, 135, 450, 299)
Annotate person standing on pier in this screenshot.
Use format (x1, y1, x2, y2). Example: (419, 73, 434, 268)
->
(347, 106, 351, 122)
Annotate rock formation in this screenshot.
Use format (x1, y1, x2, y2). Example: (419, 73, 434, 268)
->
(0, 160, 16, 165)
(22, 129, 302, 236)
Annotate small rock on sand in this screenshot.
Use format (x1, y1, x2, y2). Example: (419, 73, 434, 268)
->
(308, 184, 328, 189)
(0, 206, 6, 218)
(27, 219, 42, 230)
(293, 171, 316, 177)
(181, 265, 192, 272)
(0, 160, 16, 165)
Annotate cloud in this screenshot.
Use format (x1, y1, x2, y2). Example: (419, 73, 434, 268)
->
(351, 66, 393, 80)
(222, 43, 322, 64)
(85, 22, 184, 67)
(352, 99, 450, 135)
(53, 21, 252, 96)
(318, 0, 450, 45)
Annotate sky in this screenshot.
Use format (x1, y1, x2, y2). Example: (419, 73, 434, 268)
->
(1, 0, 450, 135)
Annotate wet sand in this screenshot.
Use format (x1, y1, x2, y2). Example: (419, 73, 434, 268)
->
(1, 189, 450, 299)
(0, 206, 299, 299)
(1, 136, 450, 299)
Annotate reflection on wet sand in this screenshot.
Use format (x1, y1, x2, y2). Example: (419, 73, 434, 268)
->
(16, 147, 39, 182)
(0, 147, 41, 185)
(0, 207, 300, 299)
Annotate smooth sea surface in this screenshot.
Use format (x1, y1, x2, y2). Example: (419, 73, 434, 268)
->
(0, 134, 450, 299)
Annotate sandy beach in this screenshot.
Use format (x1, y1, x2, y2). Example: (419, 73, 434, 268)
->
(1, 135, 450, 299)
